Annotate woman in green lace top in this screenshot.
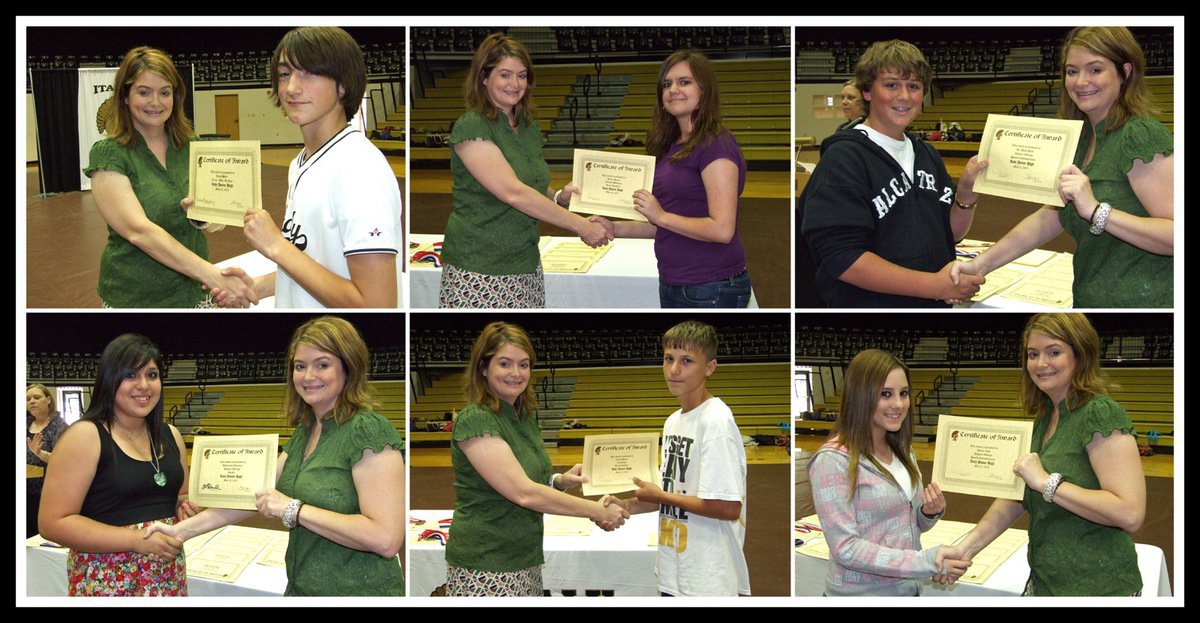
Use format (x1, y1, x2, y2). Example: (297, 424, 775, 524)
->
(443, 321, 629, 596)
(438, 33, 613, 308)
(148, 316, 405, 595)
(938, 313, 1146, 595)
(85, 46, 257, 308)
(952, 27, 1173, 307)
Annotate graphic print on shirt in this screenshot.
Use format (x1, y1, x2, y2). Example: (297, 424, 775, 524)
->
(659, 433, 694, 553)
(281, 210, 308, 251)
(870, 169, 953, 219)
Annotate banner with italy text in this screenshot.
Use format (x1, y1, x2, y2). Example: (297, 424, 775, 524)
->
(76, 67, 117, 191)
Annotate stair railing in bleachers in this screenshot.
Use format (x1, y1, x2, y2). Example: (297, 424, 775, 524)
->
(914, 389, 927, 424)
(567, 95, 581, 146)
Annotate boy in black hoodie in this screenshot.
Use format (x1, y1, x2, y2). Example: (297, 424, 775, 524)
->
(800, 39, 988, 308)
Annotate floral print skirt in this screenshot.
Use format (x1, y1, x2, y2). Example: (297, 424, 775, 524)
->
(67, 518, 187, 596)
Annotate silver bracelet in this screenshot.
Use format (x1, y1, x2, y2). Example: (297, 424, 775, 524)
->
(1042, 473, 1064, 504)
(1089, 202, 1113, 235)
(549, 473, 562, 490)
(552, 188, 564, 207)
(282, 497, 304, 529)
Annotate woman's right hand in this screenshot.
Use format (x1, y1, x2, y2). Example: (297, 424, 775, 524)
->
(208, 267, 259, 308)
(138, 524, 184, 560)
(938, 260, 984, 303)
(592, 500, 630, 531)
(26, 432, 43, 457)
(932, 544, 973, 584)
(588, 215, 616, 239)
(578, 218, 613, 248)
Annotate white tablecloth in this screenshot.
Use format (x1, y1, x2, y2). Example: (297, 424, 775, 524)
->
(794, 529, 1171, 597)
(409, 233, 661, 308)
(409, 509, 660, 596)
(25, 528, 288, 596)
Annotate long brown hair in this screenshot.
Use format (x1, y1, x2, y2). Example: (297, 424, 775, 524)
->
(1019, 313, 1108, 417)
(646, 50, 726, 163)
(106, 47, 193, 148)
(283, 316, 377, 428)
(831, 349, 919, 500)
(463, 33, 537, 125)
(463, 321, 538, 420)
(1058, 26, 1157, 131)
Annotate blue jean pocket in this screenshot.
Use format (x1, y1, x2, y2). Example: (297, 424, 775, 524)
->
(660, 271, 751, 308)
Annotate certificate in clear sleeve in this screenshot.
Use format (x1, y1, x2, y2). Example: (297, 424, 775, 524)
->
(973, 114, 1083, 207)
(932, 415, 1033, 500)
(568, 149, 655, 222)
(187, 140, 263, 227)
(189, 434, 279, 510)
(581, 432, 660, 496)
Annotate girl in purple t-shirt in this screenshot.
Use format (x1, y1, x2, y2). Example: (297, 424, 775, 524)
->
(590, 50, 751, 308)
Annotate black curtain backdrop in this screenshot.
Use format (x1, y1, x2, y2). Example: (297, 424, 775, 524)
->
(30, 69, 79, 194)
(30, 66, 196, 195)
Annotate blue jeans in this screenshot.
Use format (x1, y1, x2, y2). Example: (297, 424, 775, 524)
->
(659, 271, 752, 308)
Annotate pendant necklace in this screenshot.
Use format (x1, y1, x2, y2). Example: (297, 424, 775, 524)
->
(147, 428, 166, 487)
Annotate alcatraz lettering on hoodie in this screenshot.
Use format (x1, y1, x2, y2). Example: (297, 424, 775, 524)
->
(871, 169, 953, 219)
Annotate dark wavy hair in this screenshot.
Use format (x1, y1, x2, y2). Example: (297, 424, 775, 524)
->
(82, 334, 167, 452)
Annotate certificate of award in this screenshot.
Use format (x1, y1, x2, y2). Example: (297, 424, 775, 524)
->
(541, 240, 612, 273)
(918, 519, 1027, 584)
(544, 514, 595, 537)
(581, 432, 660, 496)
(932, 415, 1033, 500)
(568, 149, 655, 222)
(187, 140, 263, 227)
(973, 114, 1083, 206)
(189, 434, 278, 510)
(187, 525, 275, 582)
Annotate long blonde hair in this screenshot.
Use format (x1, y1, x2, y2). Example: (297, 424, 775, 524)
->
(1058, 26, 1157, 131)
(1019, 313, 1107, 417)
(831, 349, 919, 500)
(463, 321, 538, 419)
(463, 33, 537, 125)
(283, 316, 377, 428)
(106, 46, 193, 148)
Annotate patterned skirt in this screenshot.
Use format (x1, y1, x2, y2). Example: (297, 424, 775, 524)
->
(102, 295, 215, 309)
(67, 518, 187, 596)
(445, 564, 543, 597)
(439, 263, 545, 309)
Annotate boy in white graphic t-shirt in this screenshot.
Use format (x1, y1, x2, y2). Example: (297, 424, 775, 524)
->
(210, 26, 400, 308)
(602, 320, 750, 596)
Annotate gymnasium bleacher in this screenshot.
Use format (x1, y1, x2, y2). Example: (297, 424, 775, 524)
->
(409, 26, 791, 171)
(26, 29, 406, 156)
(795, 27, 1174, 155)
(794, 324, 1174, 451)
(408, 322, 791, 447)
(26, 346, 406, 451)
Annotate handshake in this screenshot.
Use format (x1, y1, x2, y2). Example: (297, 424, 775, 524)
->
(932, 543, 973, 585)
(592, 495, 632, 531)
